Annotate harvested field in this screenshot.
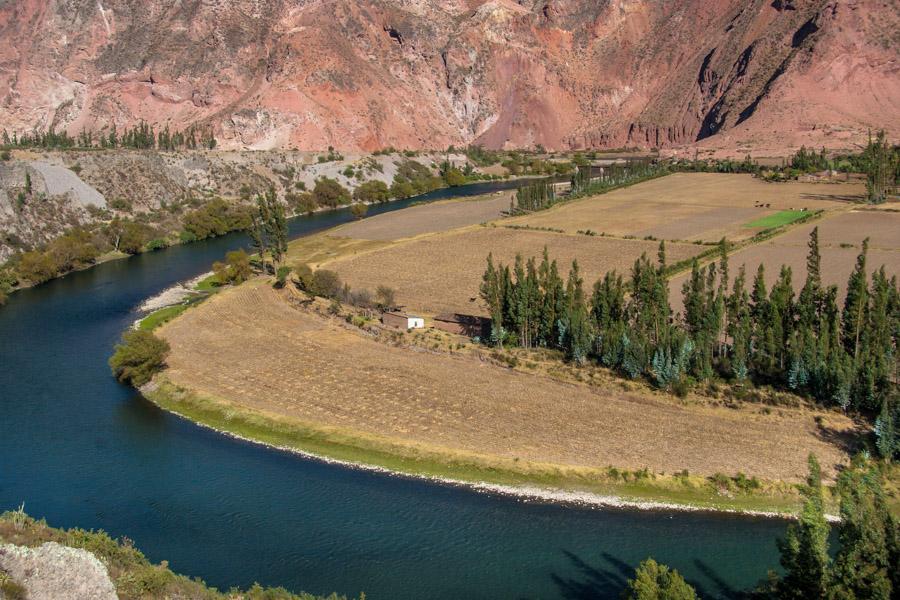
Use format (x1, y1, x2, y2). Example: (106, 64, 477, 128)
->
(158, 283, 855, 483)
(772, 209, 900, 251)
(668, 211, 900, 314)
(505, 173, 865, 242)
(335, 193, 515, 241)
(327, 227, 707, 315)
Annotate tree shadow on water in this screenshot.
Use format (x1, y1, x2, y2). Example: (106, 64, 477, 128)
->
(546, 551, 753, 600)
(692, 559, 752, 600)
(548, 550, 633, 600)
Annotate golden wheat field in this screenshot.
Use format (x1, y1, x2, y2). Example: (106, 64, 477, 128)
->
(158, 283, 856, 482)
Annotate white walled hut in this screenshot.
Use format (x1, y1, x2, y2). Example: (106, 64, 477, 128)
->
(381, 311, 425, 330)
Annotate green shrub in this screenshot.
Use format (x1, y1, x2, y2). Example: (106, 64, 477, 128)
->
(16, 251, 58, 284)
(312, 178, 350, 208)
(349, 203, 368, 220)
(352, 180, 390, 204)
(146, 238, 169, 251)
(624, 558, 696, 600)
(109, 330, 170, 387)
(212, 249, 252, 285)
(307, 270, 342, 299)
(0, 572, 26, 600)
(275, 265, 292, 288)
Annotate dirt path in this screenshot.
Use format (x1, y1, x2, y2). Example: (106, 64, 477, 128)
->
(158, 283, 856, 483)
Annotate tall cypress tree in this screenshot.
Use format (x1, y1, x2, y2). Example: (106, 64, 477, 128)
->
(830, 459, 894, 599)
(843, 238, 870, 360)
(776, 455, 831, 599)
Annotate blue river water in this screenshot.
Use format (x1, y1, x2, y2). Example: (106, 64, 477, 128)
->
(0, 181, 787, 599)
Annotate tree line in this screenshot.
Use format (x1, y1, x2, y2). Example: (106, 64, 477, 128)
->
(2, 121, 217, 151)
(620, 455, 898, 599)
(481, 230, 899, 456)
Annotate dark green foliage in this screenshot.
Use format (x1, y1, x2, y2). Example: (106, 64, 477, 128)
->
(514, 181, 556, 212)
(829, 458, 897, 599)
(861, 130, 899, 204)
(352, 180, 390, 204)
(248, 189, 288, 270)
(623, 558, 697, 600)
(305, 270, 343, 299)
(390, 160, 443, 199)
(477, 227, 898, 408)
(312, 178, 351, 207)
(182, 198, 252, 241)
(108, 330, 170, 387)
(776, 455, 831, 599)
(767, 457, 899, 599)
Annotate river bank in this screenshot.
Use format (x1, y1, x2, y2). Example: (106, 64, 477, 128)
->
(142, 375, 824, 520)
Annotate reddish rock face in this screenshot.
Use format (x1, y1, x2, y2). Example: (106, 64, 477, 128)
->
(1, 0, 897, 152)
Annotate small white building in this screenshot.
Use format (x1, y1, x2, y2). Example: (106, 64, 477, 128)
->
(382, 311, 425, 330)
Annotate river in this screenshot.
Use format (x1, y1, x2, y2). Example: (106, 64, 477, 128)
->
(0, 180, 787, 599)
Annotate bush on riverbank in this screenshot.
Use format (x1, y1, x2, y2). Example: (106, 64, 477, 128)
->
(109, 330, 170, 387)
(0, 509, 358, 600)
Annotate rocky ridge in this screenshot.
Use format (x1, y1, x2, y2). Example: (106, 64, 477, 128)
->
(0, 0, 896, 153)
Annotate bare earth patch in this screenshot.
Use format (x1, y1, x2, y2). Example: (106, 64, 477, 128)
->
(504, 173, 865, 242)
(158, 284, 855, 483)
(327, 227, 707, 315)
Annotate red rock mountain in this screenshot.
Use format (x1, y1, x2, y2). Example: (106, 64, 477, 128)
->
(1, 0, 897, 152)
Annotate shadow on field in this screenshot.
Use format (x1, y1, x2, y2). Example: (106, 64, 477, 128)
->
(813, 419, 863, 458)
(799, 193, 865, 203)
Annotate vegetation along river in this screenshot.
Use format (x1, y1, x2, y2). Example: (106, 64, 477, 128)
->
(0, 179, 787, 599)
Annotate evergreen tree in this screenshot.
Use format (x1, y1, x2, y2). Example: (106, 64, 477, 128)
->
(830, 458, 894, 600)
(624, 558, 697, 600)
(776, 455, 830, 599)
(842, 239, 869, 360)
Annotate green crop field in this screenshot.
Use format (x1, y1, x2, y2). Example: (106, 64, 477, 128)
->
(744, 210, 809, 229)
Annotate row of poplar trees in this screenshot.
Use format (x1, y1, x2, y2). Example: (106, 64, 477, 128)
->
(480, 230, 899, 455)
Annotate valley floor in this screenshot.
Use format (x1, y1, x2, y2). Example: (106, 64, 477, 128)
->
(144, 173, 895, 516)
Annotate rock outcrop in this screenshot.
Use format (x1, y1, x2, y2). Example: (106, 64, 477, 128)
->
(0, 542, 118, 600)
(0, 0, 897, 152)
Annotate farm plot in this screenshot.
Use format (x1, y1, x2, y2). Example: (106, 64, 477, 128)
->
(336, 192, 515, 241)
(668, 212, 900, 314)
(504, 173, 864, 243)
(158, 283, 855, 482)
(327, 227, 708, 315)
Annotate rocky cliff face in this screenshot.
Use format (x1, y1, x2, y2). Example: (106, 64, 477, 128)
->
(1, 0, 897, 152)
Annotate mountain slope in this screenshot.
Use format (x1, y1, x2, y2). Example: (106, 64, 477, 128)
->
(0, 0, 897, 152)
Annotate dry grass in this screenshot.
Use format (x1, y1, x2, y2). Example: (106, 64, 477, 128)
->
(326, 226, 707, 315)
(505, 173, 866, 242)
(157, 283, 857, 483)
(335, 192, 515, 241)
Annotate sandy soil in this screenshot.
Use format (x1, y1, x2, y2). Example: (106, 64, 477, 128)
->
(504, 173, 865, 242)
(158, 284, 856, 483)
(335, 192, 515, 241)
(327, 227, 707, 315)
